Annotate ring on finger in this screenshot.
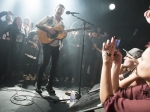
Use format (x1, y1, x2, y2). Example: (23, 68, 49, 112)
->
(106, 52, 112, 56)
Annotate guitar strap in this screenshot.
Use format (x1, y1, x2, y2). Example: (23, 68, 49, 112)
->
(47, 16, 65, 29)
(47, 16, 54, 27)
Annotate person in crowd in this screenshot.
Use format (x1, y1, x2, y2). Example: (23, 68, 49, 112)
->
(1, 16, 26, 79)
(56, 36, 68, 82)
(90, 29, 102, 86)
(119, 48, 146, 88)
(81, 30, 93, 86)
(0, 11, 13, 38)
(24, 29, 40, 80)
(100, 36, 150, 111)
(87, 31, 96, 81)
(64, 20, 82, 83)
(35, 4, 67, 94)
(100, 31, 110, 42)
(119, 48, 143, 80)
(22, 17, 32, 36)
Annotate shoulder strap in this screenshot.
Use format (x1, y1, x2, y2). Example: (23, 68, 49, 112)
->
(47, 16, 54, 26)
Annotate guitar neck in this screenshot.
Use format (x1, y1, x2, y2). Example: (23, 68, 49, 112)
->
(65, 28, 84, 32)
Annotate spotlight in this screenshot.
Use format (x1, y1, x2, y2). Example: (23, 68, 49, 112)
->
(109, 3, 115, 10)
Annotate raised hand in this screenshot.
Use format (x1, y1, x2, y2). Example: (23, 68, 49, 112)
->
(144, 10, 150, 24)
(102, 37, 116, 63)
(113, 50, 122, 64)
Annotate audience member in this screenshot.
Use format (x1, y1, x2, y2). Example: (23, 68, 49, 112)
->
(119, 48, 143, 80)
(1, 16, 26, 79)
(90, 29, 102, 86)
(0, 11, 13, 38)
(22, 17, 32, 36)
(100, 37, 150, 112)
(24, 29, 40, 80)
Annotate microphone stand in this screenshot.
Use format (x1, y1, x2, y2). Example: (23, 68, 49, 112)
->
(70, 14, 97, 99)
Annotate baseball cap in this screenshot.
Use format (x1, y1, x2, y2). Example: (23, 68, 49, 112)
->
(123, 48, 143, 59)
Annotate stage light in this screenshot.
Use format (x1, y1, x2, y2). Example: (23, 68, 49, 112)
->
(109, 3, 115, 10)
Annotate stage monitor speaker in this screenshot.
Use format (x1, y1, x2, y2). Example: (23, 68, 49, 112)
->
(66, 83, 103, 112)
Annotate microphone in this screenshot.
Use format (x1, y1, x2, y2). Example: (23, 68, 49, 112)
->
(66, 11, 79, 15)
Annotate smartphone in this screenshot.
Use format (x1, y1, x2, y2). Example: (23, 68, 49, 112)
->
(114, 36, 121, 49)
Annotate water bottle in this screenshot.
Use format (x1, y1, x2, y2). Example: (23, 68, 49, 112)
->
(70, 91, 76, 102)
(2, 34, 6, 40)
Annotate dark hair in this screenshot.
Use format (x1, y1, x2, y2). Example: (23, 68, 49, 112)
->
(91, 29, 98, 33)
(12, 16, 21, 32)
(13, 16, 19, 27)
(57, 4, 65, 9)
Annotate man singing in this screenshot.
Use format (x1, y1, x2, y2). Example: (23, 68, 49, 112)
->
(35, 4, 67, 94)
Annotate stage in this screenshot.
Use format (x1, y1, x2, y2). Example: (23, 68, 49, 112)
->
(0, 78, 104, 112)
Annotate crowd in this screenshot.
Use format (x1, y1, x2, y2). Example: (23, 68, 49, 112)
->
(0, 10, 109, 87)
(1, 6, 150, 111)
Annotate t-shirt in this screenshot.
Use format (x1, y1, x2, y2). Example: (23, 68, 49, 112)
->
(91, 37, 102, 57)
(104, 84, 150, 112)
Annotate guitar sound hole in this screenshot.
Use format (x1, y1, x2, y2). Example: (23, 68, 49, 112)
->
(50, 31, 58, 39)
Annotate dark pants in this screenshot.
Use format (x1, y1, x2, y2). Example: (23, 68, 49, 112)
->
(37, 45, 59, 89)
(67, 51, 80, 80)
(82, 55, 91, 83)
(91, 56, 102, 84)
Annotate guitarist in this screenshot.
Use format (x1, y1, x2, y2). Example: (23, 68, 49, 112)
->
(35, 4, 67, 94)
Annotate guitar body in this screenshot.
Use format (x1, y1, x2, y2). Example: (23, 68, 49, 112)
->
(38, 26, 65, 44)
(38, 25, 90, 44)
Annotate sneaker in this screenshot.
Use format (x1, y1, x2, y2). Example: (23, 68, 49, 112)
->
(46, 84, 55, 94)
(35, 88, 42, 93)
(35, 82, 42, 93)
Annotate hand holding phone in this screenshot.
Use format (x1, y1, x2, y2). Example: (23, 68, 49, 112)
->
(114, 36, 121, 49)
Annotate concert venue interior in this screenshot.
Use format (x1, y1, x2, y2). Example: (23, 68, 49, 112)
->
(0, 0, 150, 112)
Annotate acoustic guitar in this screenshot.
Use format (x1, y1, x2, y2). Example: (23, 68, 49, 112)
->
(38, 26, 90, 44)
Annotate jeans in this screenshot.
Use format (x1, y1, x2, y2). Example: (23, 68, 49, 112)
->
(37, 44, 59, 89)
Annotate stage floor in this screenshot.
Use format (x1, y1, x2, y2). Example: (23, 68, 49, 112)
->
(0, 78, 104, 112)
